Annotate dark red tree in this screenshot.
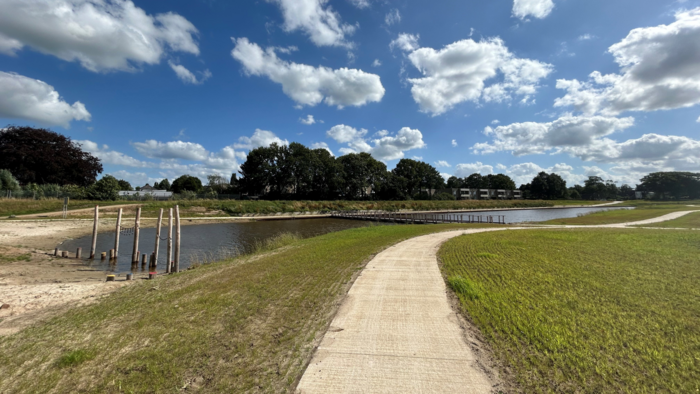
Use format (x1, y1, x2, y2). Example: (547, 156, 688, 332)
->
(0, 126, 102, 186)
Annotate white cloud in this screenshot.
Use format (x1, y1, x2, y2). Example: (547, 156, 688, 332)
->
(412, 156, 423, 160)
(349, 0, 370, 9)
(513, 0, 555, 20)
(434, 160, 451, 167)
(168, 62, 211, 85)
(472, 115, 636, 158)
(555, 8, 700, 115)
(131, 140, 209, 161)
(451, 139, 458, 147)
(232, 38, 385, 108)
(77, 140, 148, 167)
(0, 71, 90, 127)
(454, 162, 494, 177)
(404, 38, 553, 115)
(299, 114, 316, 125)
(327, 124, 426, 161)
(578, 34, 595, 41)
(372, 59, 382, 67)
(234, 129, 289, 150)
(311, 141, 334, 156)
(697, 115, 700, 122)
(270, 0, 356, 48)
(107, 170, 157, 186)
(390, 33, 420, 52)
(491, 119, 500, 124)
(385, 9, 401, 26)
(0, 0, 199, 72)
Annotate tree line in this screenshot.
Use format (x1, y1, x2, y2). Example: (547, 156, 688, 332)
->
(2, 126, 699, 201)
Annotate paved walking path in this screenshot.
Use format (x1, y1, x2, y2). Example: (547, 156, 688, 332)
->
(296, 210, 700, 393)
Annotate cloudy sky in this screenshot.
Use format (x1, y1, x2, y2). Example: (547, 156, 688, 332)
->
(1, 0, 699, 187)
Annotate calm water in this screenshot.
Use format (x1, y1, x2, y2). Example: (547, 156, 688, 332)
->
(60, 206, 631, 273)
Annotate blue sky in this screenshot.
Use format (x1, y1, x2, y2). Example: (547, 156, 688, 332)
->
(1, 0, 699, 187)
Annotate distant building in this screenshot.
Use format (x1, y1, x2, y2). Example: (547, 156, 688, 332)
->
(440, 188, 522, 200)
(140, 183, 155, 191)
(118, 188, 172, 199)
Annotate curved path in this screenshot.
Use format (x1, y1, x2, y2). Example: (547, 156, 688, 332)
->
(296, 210, 699, 393)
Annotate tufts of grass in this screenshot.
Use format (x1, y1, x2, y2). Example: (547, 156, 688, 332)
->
(0, 223, 496, 393)
(56, 349, 95, 369)
(476, 252, 499, 259)
(447, 276, 484, 301)
(0, 199, 138, 217)
(250, 232, 302, 254)
(440, 229, 700, 393)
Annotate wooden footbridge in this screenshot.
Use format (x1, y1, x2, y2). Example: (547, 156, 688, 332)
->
(331, 211, 506, 224)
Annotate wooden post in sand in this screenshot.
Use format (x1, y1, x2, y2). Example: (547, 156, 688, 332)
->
(174, 205, 181, 273)
(166, 208, 173, 274)
(90, 205, 99, 259)
(132, 207, 141, 264)
(114, 208, 122, 258)
(153, 208, 163, 269)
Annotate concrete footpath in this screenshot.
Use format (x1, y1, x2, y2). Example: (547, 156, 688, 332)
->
(296, 210, 699, 393)
(296, 228, 514, 393)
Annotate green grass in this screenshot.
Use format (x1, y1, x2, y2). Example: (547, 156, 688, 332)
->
(439, 229, 700, 393)
(0, 247, 31, 264)
(1, 199, 556, 218)
(0, 223, 494, 393)
(551, 200, 610, 206)
(0, 199, 139, 217)
(634, 210, 700, 228)
(56, 349, 95, 369)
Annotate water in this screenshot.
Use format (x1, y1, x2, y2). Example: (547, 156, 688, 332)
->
(60, 206, 632, 274)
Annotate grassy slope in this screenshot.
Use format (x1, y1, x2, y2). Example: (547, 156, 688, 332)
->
(440, 229, 700, 393)
(1, 199, 555, 218)
(542, 201, 700, 225)
(634, 210, 700, 228)
(0, 223, 492, 394)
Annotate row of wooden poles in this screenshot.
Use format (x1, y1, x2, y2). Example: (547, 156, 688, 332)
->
(53, 205, 183, 274)
(332, 210, 506, 224)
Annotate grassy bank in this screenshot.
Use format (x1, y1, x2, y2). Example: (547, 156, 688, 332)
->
(440, 229, 700, 393)
(634, 210, 700, 228)
(542, 200, 700, 225)
(1, 199, 556, 218)
(0, 223, 492, 393)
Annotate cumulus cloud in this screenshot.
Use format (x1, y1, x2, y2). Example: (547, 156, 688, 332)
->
(555, 8, 700, 115)
(453, 162, 494, 177)
(452, 139, 458, 147)
(232, 38, 385, 108)
(311, 141, 334, 155)
(512, 0, 554, 20)
(326, 124, 426, 161)
(168, 62, 211, 84)
(372, 59, 382, 67)
(348, 0, 370, 8)
(578, 34, 594, 41)
(299, 114, 316, 125)
(0, 0, 199, 72)
(390, 33, 420, 52)
(434, 160, 451, 167)
(0, 71, 90, 127)
(234, 129, 289, 150)
(472, 115, 636, 158)
(131, 140, 209, 161)
(77, 140, 148, 167)
(385, 9, 401, 26)
(270, 0, 356, 48)
(402, 38, 553, 115)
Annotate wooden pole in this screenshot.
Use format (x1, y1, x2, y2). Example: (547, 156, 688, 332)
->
(174, 205, 181, 273)
(132, 207, 141, 264)
(90, 205, 99, 259)
(167, 208, 173, 274)
(153, 208, 163, 269)
(76, 247, 82, 259)
(114, 208, 122, 258)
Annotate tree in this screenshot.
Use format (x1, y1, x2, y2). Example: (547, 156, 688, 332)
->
(171, 175, 203, 193)
(0, 169, 20, 191)
(392, 159, 444, 197)
(159, 178, 171, 191)
(337, 153, 386, 199)
(207, 174, 227, 193)
(464, 173, 487, 189)
(117, 179, 132, 191)
(639, 172, 700, 200)
(87, 175, 120, 200)
(446, 176, 461, 189)
(529, 172, 567, 200)
(485, 174, 516, 190)
(229, 174, 239, 193)
(619, 184, 635, 200)
(582, 176, 607, 200)
(0, 126, 102, 186)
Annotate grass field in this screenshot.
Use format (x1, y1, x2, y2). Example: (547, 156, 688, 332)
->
(0, 198, 558, 218)
(439, 229, 700, 393)
(0, 223, 493, 393)
(541, 200, 700, 225)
